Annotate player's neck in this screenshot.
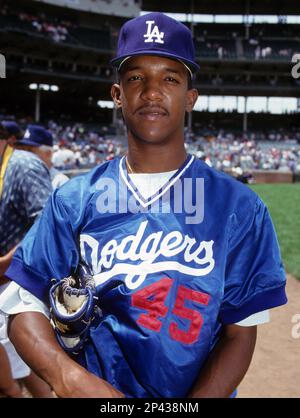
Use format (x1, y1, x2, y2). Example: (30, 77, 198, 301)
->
(126, 142, 187, 174)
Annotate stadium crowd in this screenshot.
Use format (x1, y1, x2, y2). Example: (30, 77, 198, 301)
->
(47, 120, 124, 170)
(0, 116, 299, 175)
(49, 122, 300, 175)
(34, 122, 299, 176)
(188, 129, 300, 174)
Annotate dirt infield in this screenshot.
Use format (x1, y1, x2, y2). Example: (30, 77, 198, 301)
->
(238, 274, 300, 398)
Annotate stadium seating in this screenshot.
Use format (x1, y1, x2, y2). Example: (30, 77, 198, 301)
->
(1, 7, 299, 61)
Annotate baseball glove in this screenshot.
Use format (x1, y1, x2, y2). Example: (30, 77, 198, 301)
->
(49, 262, 101, 355)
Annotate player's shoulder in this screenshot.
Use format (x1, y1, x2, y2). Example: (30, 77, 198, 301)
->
(54, 157, 119, 204)
(191, 156, 264, 224)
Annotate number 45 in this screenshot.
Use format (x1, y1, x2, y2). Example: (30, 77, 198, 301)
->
(131, 278, 210, 344)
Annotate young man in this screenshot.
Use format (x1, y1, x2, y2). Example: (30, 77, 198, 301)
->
(0, 13, 287, 398)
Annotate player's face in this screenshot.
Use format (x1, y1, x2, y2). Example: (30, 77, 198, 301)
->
(111, 55, 198, 146)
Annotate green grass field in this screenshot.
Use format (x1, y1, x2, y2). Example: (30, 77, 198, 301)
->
(250, 183, 300, 280)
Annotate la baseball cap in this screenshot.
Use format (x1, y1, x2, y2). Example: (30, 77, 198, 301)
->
(18, 125, 53, 147)
(110, 12, 200, 76)
(0, 120, 22, 137)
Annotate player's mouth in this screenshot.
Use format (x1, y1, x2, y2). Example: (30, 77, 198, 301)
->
(136, 105, 168, 121)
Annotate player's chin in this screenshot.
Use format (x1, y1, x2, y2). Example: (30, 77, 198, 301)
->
(132, 120, 172, 142)
(134, 128, 172, 144)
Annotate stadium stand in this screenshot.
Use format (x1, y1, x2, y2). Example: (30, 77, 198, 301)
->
(0, 4, 112, 51)
(2, 2, 300, 61)
(0, 0, 299, 183)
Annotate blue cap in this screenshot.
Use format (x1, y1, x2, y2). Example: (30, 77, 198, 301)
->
(18, 125, 53, 147)
(110, 12, 199, 75)
(0, 120, 22, 136)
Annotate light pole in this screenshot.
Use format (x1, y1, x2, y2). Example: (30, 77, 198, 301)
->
(243, 96, 248, 134)
(29, 83, 59, 123)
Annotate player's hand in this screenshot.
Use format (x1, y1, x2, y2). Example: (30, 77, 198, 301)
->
(54, 364, 125, 398)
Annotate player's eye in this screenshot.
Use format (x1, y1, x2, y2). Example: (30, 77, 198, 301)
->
(128, 75, 143, 81)
(165, 76, 179, 84)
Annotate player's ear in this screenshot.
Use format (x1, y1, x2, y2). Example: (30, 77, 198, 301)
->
(111, 84, 122, 109)
(185, 88, 198, 113)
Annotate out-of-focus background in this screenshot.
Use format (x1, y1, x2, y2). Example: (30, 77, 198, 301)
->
(1, 0, 299, 397)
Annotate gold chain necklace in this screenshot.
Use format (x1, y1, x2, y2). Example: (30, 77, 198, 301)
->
(126, 157, 135, 174)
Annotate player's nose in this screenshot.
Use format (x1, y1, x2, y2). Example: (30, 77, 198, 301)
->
(140, 79, 164, 101)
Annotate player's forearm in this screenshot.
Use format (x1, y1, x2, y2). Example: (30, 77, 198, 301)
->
(188, 324, 257, 398)
(8, 312, 124, 398)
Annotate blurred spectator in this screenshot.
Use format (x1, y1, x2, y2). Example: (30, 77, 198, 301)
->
(255, 45, 261, 60)
(52, 145, 76, 170)
(0, 122, 53, 398)
(261, 46, 272, 58)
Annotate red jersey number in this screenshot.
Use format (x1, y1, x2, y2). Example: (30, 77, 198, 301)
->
(131, 278, 173, 332)
(169, 286, 210, 344)
(131, 278, 210, 344)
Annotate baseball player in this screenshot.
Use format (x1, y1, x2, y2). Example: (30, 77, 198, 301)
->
(0, 13, 287, 398)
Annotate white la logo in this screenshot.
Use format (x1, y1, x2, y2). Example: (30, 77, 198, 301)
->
(24, 129, 30, 138)
(144, 20, 164, 44)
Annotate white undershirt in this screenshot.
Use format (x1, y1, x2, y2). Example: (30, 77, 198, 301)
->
(0, 170, 269, 327)
(128, 170, 177, 200)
